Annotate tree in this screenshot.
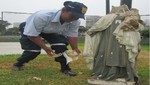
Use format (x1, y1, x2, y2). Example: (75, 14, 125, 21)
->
(5, 27, 20, 35)
(140, 28, 149, 38)
(0, 20, 11, 35)
(78, 26, 87, 36)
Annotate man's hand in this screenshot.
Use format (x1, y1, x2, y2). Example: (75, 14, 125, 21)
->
(28, 36, 53, 57)
(44, 47, 54, 57)
(73, 48, 81, 55)
(67, 37, 81, 55)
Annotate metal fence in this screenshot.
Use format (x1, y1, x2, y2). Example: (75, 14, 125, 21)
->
(0, 11, 149, 44)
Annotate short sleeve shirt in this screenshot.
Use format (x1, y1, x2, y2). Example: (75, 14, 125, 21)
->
(23, 9, 81, 37)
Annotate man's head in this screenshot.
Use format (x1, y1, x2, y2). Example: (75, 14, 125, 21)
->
(61, 1, 87, 22)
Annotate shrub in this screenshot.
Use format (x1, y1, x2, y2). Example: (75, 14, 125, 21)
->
(4, 27, 20, 35)
(140, 28, 149, 38)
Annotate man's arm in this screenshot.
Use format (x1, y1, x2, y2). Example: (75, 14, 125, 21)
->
(67, 37, 81, 54)
(28, 36, 53, 56)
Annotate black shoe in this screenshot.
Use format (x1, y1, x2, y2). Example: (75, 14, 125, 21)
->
(134, 76, 139, 84)
(134, 82, 139, 85)
(62, 70, 77, 76)
(12, 65, 24, 71)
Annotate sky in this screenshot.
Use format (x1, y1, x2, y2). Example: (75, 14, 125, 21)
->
(0, 0, 149, 26)
(0, 0, 149, 16)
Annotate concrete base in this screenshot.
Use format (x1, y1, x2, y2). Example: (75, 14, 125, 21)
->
(87, 78, 135, 85)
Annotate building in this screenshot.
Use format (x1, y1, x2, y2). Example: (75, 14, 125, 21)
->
(85, 15, 101, 29)
(13, 22, 21, 28)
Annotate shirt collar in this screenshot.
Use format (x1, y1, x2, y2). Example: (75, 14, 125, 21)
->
(51, 10, 61, 22)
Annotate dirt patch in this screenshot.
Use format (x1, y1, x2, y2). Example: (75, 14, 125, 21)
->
(138, 50, 149, 58)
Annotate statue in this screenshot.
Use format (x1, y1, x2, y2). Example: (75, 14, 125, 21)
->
(83, 5, 144, 85)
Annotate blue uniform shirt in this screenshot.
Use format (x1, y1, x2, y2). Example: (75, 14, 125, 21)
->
(24, 9, 81, 37)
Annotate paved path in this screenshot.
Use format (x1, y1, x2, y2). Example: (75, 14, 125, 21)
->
(0, 42, 46, 55)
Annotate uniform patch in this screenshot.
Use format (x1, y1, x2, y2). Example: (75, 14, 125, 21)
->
(81, 7, 87, 14)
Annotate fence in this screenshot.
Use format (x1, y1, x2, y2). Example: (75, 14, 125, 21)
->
(1, 11, 32, 28)
(0, 11, 149, 44)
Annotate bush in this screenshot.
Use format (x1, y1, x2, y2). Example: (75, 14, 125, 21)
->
(140, 28, 149, 38)
(4, 27, 20, 35)
(140, 28, 150, 45)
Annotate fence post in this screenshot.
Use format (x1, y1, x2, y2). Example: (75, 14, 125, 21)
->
(106, 0, 110, 14)
(120, 0, 132, 9)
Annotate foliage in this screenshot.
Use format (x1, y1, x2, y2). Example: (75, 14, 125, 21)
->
(4, 27, 20, 35)
(0, 20, 11, 35)
(78, 26, 88, 36)
(140, 28, 150, 38)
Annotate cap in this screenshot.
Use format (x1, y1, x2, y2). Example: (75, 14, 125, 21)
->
(63, 1, 87, 19)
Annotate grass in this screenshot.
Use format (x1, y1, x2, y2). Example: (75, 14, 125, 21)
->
(0, 54, 90, 85)
(0, 44, 149, 85)
(0, 36, 20, 42)
(137, 45, 149, 85)
(141, 44, 149, 51)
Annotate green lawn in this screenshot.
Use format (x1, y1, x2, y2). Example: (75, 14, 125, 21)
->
(0, 54, 91, 85)
(0, 44, 149, 85)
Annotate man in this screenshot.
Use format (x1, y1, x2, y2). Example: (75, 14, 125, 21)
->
(12, 1, 87, 76)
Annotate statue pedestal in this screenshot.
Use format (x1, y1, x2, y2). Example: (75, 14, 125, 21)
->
(87, 78, 135, 85)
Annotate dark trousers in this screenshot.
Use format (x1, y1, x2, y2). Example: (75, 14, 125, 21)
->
(15, 22, 71, 71)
